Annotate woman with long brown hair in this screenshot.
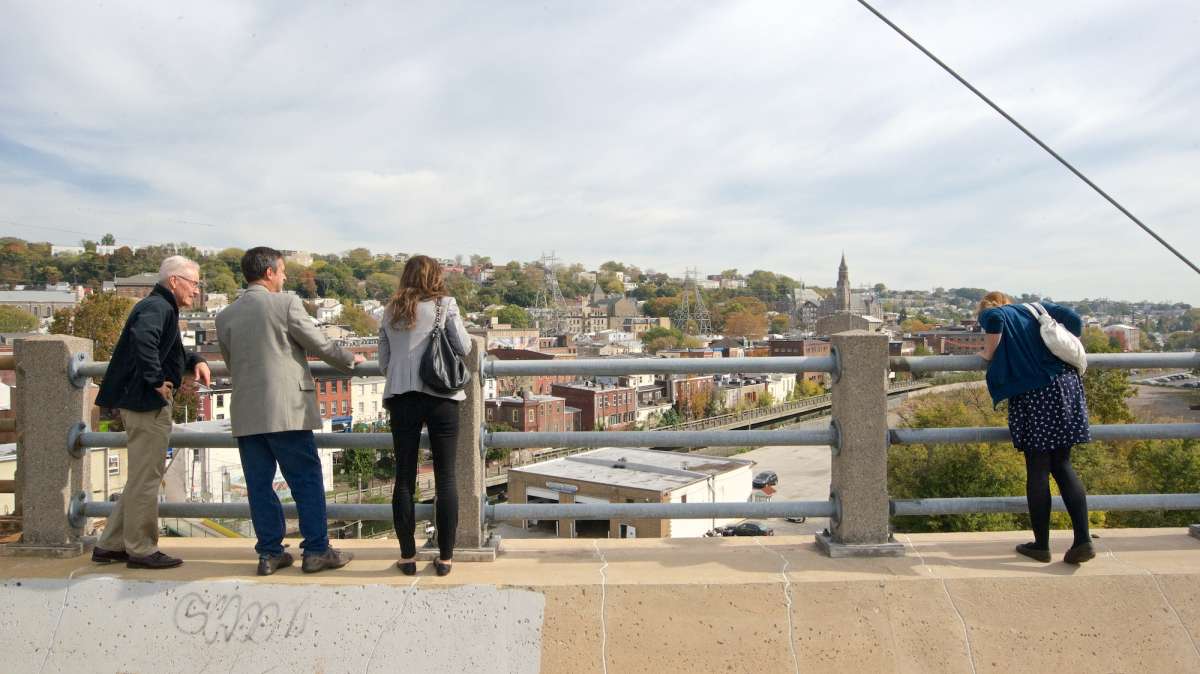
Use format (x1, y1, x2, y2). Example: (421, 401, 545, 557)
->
(978, 291, 1094, 564)
(378, 255, 472, 576)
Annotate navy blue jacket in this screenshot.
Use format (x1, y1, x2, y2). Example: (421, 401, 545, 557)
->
(980, 301, 1082, 407)
(95, 283, 206, 412)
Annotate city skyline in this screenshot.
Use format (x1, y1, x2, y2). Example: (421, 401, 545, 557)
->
(2, 2, 1198, 303)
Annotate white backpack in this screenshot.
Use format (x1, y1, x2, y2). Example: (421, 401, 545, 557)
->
(1023, 303, 1088, 375)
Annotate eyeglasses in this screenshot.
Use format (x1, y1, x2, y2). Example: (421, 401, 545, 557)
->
(173, 275, 205, 290)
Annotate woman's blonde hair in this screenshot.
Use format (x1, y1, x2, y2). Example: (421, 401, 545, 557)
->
(977, 291, 1012, 316)
(387, 255, 447, 329)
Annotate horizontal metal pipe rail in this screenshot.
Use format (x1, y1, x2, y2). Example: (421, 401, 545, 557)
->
(77, 423, 1198, 452)
(72, 351, 1197, 381)
(891, 351, 1199, 374)
(487, 428, 835, 448)
(893, 493, 1200, 516)
(78, 431, 429, 450)
(75, 499, 833, 523)
(79, 500, 434, 522)
(486, 355, 838, 376)
(488, 500, 835, 521)
(77, 493, 1197, 524)
(890, 423, 1200, 445)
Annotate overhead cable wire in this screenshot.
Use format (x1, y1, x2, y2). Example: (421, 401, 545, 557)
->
(855, 0, 1200, 276)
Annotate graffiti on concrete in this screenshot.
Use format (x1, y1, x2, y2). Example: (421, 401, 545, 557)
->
(174, 591, 308, 644)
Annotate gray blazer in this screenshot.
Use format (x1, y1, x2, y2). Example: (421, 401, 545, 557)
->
(216, 285, 357, 437)
(379, 296, 473, 402)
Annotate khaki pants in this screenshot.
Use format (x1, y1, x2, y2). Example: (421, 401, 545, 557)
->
(97, 403, 172, 557)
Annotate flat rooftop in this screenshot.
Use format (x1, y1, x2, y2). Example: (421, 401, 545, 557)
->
(509, 447, 753, 493)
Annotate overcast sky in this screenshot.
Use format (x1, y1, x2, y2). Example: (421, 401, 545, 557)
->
(2, 1, 1198, 303)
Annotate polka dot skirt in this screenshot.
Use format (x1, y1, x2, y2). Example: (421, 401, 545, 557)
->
(1007, 370, 1091, 453)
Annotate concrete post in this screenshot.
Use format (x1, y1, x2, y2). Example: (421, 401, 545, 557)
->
(2, 335, 93, 557)
(816, 330, 904, 557)
(423, 336, 495, 560)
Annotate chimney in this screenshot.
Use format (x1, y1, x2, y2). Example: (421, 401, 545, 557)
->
(521, 388, 533, 401)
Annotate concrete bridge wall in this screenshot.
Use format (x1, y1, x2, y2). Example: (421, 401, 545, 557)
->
(4, 531, 1199, 673)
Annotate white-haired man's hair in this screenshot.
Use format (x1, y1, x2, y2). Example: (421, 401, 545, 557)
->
(158, 255, 199, 283)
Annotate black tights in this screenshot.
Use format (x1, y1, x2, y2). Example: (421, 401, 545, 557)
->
(386, 392, 459, 561)
(1024, 445, 1090, 548)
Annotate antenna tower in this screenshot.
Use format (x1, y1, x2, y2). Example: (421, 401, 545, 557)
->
(673, 267, 712, 335)
(535, 252, 568, 336)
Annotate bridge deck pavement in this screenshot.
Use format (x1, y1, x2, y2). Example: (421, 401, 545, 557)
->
(2, 528, 1198, 673)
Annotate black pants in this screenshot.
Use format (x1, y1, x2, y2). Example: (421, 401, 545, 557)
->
(385, 392, 459, 560)
(1024, 445, 1090, 548)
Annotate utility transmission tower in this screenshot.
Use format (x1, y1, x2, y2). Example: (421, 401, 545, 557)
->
(673, 267, 712, 335)
(534, 252, 569, 336)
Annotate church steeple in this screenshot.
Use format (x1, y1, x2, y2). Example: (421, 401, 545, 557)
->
(836, 253, 851, 311)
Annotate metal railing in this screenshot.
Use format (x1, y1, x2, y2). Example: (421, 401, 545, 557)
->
(9, 337, 1200, 556)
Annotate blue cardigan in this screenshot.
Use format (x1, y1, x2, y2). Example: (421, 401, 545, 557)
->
(980, 302, 1083, 406)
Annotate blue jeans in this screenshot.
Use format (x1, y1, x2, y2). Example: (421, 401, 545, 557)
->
(237, 430, 329, 557)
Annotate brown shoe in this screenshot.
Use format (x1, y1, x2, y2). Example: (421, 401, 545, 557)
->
(91, 547, 129, 564)
(301, 547, 353, 574)
(126, 551, 183, 569)
(1064, 542, 1095, 565)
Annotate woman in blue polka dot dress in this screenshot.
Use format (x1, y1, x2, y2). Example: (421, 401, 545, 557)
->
(978, 291, 1094, 565)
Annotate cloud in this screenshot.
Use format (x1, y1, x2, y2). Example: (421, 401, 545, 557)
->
(0, 0, 1197, 302)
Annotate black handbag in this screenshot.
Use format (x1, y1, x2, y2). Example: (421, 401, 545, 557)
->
(419, 297, 471, 394)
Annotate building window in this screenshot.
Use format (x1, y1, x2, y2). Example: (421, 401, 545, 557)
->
(528, 411, 535, 422)
(319, 402, 326, 415)
(680, 494, 687, 503)
(216, 394, 224, 407)
(372, 383, 379, 393)
(319, 380, 327, 394)
(358, 402, 365, 414)
(342, 401, 350, 414)
(216, 414, 225, 420)
(511, 410, 519, 422)
(107, 454, 120, 476)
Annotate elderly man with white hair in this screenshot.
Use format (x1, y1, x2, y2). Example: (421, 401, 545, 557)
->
(92, 255, 212, 569)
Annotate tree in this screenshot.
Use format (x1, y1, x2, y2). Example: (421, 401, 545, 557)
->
(640, 326, 687, 354)
(365, 272, 398, 301)
(342, 448, 376, 484)
(769, 315, 790, 334)
(444, 272, 479, 311)
(50, 292, 134, 360)
(495, 305, 532, 328)
(655, 408, 682, 428)
(100, 233, 116, 246)
(340, 302, 379, 336)
(172, 384, 200, 423)
(0, 306, 38, 332)
(724, 310, 768, 340)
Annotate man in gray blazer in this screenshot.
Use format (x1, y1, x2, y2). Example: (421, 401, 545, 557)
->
(216, 246, 364, 575)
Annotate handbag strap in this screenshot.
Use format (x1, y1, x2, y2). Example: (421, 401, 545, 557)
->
(1023, 302, 1046, 319)
(430, 297, 447, 337)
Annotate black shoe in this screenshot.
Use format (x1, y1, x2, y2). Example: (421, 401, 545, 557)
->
(1064, 541, 1095, 565)
(91, 547, 129, 564)
(126, 551, 183, 569)
(302, 547, 353, 574)
(396, 559, 417, 576)
(257, 551, 295, 576)
(433, 559, 452, 577)
(1016, 542, 1051, 563)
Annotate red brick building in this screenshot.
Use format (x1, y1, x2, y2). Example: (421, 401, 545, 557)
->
(667, 375, 718, 419)
(550, 382, 637, 431)
(316, 376, 352, 421)
(485, 392, 572, 432)
(487, 348, 577, 395)
(767, 338, 832, 383)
